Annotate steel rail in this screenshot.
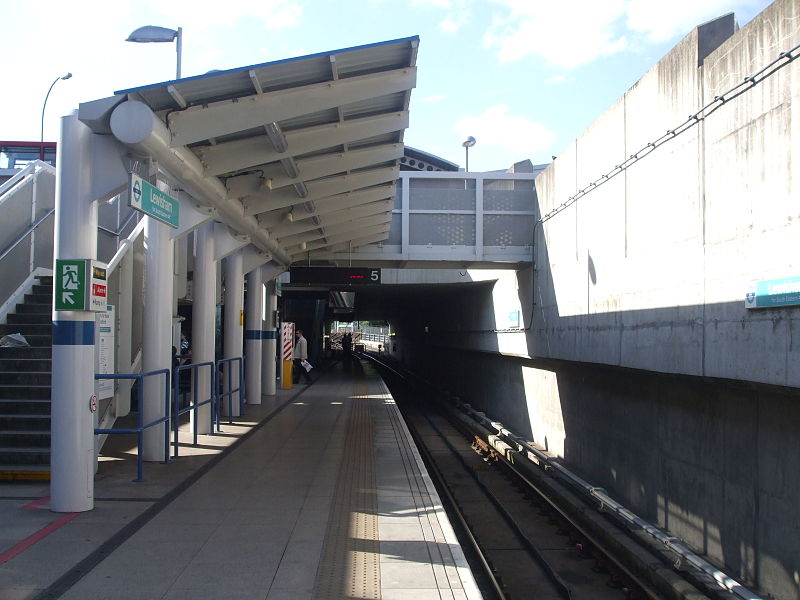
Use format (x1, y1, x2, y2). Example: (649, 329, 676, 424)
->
(401, 397, 508, 600)
(416, 394, 573, 600)
(363, 352, 668, 600)
(364, 353, 571, 599)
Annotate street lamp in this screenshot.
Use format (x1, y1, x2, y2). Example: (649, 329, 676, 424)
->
(126, 25, 183, 79)
(40, 72, 72, 160)
(462, 136, 476, 172)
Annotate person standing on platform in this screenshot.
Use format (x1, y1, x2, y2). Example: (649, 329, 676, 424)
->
(342, 332, 352, 356)
(293, 329, 312, 384)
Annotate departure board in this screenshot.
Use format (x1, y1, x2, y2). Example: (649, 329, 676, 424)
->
(290, 267, 381, 285)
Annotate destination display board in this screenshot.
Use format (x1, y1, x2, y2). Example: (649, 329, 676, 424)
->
(290, 267, 381, 285)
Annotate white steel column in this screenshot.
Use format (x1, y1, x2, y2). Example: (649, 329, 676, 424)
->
(223, 251, 244, 415)
(192, 223, 215, 433)
(51, 112, 97, 513)
(262, 276, 278, 396)
(245, 267, 264, 404)
(142, 181, 173, 461)
(115, 249, 133, 417)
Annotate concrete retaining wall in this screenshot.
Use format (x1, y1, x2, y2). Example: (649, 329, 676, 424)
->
(533, 0, 800, 388)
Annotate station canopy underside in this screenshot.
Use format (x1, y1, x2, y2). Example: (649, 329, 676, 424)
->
(83, 36, 419, 267)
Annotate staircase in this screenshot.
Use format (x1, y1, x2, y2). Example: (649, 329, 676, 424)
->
(0, 275, 53, 480)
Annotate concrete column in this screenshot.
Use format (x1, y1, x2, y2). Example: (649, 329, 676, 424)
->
(191, 223, 215, 434)
(142, 183, 173, 461)
(245, 267, 264, 404)
(262, 276, 278, 396)
(222, 251, 244, 416)
(50, 112, 97, 513)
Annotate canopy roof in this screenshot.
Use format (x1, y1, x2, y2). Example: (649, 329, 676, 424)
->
(111, 36, 418, 263)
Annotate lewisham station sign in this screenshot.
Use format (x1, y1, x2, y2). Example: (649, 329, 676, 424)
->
(129, 174, 179, 229)
(746, 276, 800, 309)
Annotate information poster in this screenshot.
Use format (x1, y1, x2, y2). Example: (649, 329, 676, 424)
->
(95, 305, 115, 399)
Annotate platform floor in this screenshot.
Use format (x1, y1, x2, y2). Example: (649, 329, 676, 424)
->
(0, 359, 481, 599)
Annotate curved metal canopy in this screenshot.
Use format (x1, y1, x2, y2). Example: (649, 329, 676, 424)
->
(110, 36, 418, 264)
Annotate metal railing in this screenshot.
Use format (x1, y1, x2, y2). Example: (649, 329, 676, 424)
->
(217, 356, 245, 425)
(171, 360, 217, 458)
(360, 332, 389, 344)
(94, 369, 171, 482)
(0, 208, 55, 263)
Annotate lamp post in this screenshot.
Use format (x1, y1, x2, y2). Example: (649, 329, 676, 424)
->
(126, 25, 183, 79)
(40, 72, 72, 160)
(462, 136, 476, 172)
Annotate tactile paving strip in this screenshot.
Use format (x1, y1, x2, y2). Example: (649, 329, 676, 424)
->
(314, 379, 381, 599)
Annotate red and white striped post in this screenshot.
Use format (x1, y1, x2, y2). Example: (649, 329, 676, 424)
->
(280, 322, 295, 390)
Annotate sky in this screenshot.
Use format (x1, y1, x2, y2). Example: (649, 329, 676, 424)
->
(0, 0, 774, 172)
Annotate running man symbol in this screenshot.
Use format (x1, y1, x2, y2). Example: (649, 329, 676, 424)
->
(62, 265, 79, 305)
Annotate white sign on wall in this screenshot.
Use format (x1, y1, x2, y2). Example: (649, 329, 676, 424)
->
(95, 305, 115, 399)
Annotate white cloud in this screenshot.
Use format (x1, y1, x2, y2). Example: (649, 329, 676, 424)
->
(484, 0, 628, 68)
(412, 0, 454, 7)
(483, 0, 769, 69)
(409, 0, 470, 33)
(545, 74, 567, 84)
(440, 14, 462, 33)
(454, 104, 556, 156)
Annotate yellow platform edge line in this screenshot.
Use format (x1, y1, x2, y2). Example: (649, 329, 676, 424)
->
(0, 471, 51, 481)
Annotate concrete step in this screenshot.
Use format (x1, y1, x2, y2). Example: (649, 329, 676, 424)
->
(23, 293, 52, 305)
(0, 431, 50, 447)
(0, 323, 52, 336)
(0, 399, 50, 414)
(0, 358, 51, 372)
(0, 414, 49, 430)
(0, 372, 51, 385)
(31, 284, 53, 295)
(14, 303, 51, 315)
(0, 385, 51, 400)
(7, 313, 50, 325)
(0, 335, 52, 347)
(0, 447, 50, 466)
(0, 347, 52, 359)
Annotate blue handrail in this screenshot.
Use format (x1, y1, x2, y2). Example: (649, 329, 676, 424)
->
(216, 356, 245, 424)
(94, 369, 171, 482)
(171, 360, 217, 458)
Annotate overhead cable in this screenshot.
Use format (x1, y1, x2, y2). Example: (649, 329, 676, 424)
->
(538, 42, 800, 226)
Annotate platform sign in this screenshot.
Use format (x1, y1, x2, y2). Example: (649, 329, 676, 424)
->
(89, 262, 108, 312)
(746, 276, 800, 309)
(95, 305, 115, 399)
(129, 174, 180, 229)
(55, 259, 108, 312)
(290, 266, 381, 285)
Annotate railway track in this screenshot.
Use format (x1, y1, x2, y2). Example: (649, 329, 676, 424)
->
(364, 354, 711, 600)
